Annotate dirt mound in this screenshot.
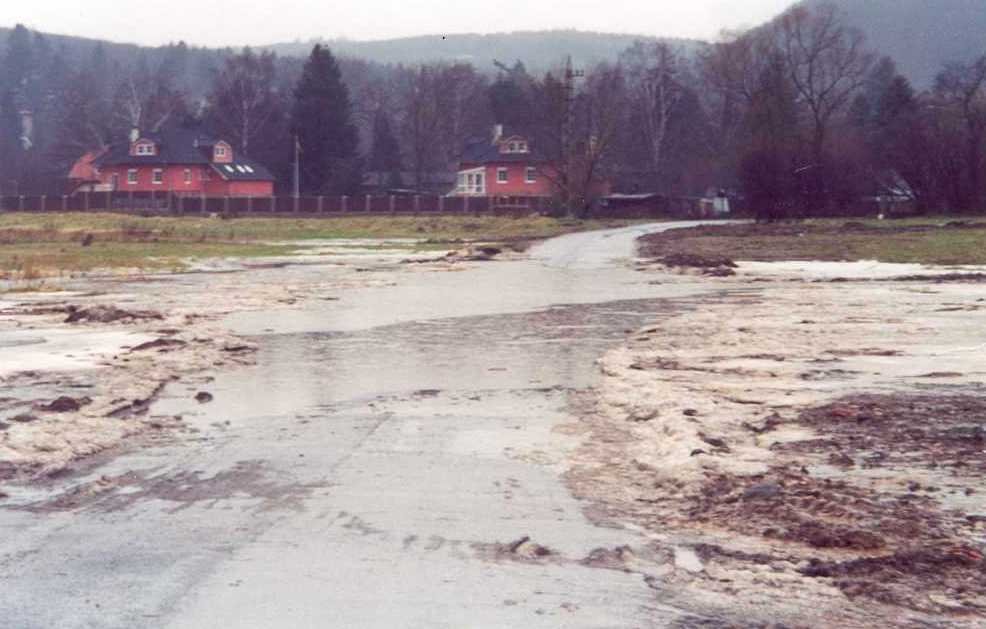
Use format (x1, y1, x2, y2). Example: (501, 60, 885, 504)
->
(38, 396, 92, 413)
(788, 394, 986, 477)
(64, 305, 164, 324)
(801, 547, 986, 613)
(658, 253, 737, 270)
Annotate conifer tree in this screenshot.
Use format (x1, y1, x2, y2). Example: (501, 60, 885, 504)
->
(290, 45, 361, 194)
(369, 109, 401, 187)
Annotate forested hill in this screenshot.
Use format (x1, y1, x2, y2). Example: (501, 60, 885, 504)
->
(803, 0, 986, 88)
(267, 30, 696, 71)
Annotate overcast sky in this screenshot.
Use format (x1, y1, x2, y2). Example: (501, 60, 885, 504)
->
(0, 0, 794, 47)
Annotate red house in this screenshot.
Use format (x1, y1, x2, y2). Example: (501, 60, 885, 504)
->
(454, 125, 555, 197)
(78, 124, 275, 197)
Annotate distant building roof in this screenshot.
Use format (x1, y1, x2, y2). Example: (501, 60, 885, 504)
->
(68, 148, 107, 181)
(94, 122, 274, 181)
(210, 160, 275, 182)
(459, 125, 550, 166)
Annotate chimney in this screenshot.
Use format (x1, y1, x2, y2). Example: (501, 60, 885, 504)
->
(492, 123, 504, 143)
(129, 127, 140, 143)
(18, 110, 33, 151)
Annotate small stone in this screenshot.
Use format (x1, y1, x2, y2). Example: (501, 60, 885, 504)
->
(743, 483, 783, 500)
(195, 392, 214, 404)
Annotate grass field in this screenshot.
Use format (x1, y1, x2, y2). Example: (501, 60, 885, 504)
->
(0, 212, 640, 280)
(639, 219, 986, 266)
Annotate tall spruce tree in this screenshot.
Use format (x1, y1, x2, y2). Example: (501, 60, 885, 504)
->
(369, 109, 401, 186)
(290, 45, 361, 194)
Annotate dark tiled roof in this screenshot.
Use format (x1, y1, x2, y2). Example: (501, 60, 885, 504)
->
(97, 125, 215, 167)
(95, 123, 274, 181)
(211, 159, 275, 182)
(460, 136, 549, 165)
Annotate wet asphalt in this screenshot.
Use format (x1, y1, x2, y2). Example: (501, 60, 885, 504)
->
(0, 223, 719, 628)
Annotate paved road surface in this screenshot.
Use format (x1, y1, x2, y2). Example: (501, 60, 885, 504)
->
(0, 223, 718, 628)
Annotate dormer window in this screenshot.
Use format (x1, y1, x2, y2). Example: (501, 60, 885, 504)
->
(133, 141, 156, 156)
(500, 138, 529, 154)
(213, 142, 232, 162)
(215, 146, 227, 158)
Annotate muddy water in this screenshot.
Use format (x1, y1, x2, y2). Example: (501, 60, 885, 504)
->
(0, 223, 721, 628)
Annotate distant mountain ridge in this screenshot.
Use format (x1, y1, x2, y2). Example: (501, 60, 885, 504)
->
(266, 30, 698, 71)
(803, 0, 986, 88)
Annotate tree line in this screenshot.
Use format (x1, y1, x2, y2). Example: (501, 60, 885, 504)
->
(2, 2, 986, 216)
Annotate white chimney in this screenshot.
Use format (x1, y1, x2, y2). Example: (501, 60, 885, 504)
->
(18, 110, 33, 150)
(129, 127, 140, 143)
(492, 124, 504, 143)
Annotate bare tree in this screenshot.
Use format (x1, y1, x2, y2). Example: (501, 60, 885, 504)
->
(777, 3, 874, 163)
(537, 63, 625, 215)
(934, 56, 986, 209)
(621, 42, 683, 177)
(207, 48, 281, 154)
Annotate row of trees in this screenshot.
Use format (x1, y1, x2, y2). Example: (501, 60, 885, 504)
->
(700, 3, 986, 217)
(2, 2, 986, 214)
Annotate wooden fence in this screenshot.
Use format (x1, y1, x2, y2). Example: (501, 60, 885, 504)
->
(0, 192, 553, 216)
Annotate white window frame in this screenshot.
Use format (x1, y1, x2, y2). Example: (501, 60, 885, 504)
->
(135, 142, 154, 156)
(152, 169, 164, 185)
(525, 167, 537, 184)
(497, 167, 509, 184)
(183, 168, 192, 185)
(214, 144, 228, 160)
(456, 167, 485, 195)
(127, 169, 138, 185)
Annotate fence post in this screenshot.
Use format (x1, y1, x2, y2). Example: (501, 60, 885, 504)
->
(389, 195, 396, 214)
(106, 191, 112, 212)
(40, 195, 46, 212)
(364, 195, 371, 213)
(438, 195, 444, 213)
(463, 195, 469, 213)
(224, 196, 230, 215)
(129, 190, 134, 212)
(413, 195, 420, 214)
(201, 192, 206, 214)
(84, 191, 90, 212)
(18, 196, 24, 212)
(341, 195, 348, 213)
(318, 196, 324, 213)
(62, 195, 67, 211)
(247, 196, 253, 213)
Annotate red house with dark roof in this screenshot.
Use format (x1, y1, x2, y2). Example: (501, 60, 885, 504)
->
(454, 125, 556, 197)
(72, 124, 275, 197)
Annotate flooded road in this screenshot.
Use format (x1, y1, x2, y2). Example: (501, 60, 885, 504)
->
(0, 223, 718, 628)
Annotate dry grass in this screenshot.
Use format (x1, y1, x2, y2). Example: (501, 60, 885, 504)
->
(639, 219, 986, 266)
(0, 212, 641, 276)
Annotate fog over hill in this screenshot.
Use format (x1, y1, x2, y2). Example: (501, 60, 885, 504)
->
(804, 0, 986, 88)
(266, 30, 698, 71)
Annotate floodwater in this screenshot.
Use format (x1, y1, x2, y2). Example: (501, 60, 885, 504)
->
(0, 223, 723, 628)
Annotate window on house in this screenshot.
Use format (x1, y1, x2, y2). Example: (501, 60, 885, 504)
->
(508, 142, 518, 152)
(184, 169, 192, 184)
(526, 167, 537, 184)
(215, 145, 228, 160)
(135, 142, 154, 156)
(497, 168, 509, 183)
(152, 169, 164, 185)
(459, 169, 485, 194)
(127, 169, 138, 185)
(518, 142, 528, 153)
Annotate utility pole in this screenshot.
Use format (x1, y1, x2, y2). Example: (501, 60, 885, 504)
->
(293, 134, 301, 199)
(562, 56, 584, 214)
